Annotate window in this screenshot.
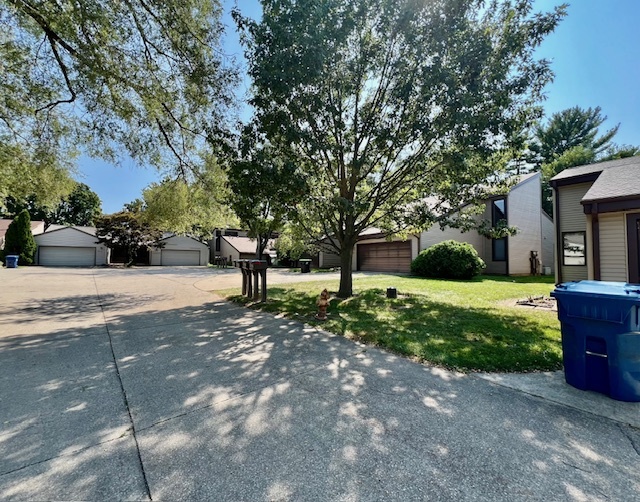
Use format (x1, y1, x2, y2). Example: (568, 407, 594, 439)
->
(493, 238, 507, 262)
(491, 198, 507, 262)
(563, 231, 586, 266)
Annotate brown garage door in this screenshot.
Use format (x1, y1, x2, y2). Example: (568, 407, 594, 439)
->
(357, 241, 412, 273)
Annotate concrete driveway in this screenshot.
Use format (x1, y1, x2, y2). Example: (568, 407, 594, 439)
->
(0, 267, 638, 501)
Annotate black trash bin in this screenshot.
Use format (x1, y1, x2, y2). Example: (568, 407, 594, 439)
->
(299, 259, 312, 273)
(551, 280, 640, 402)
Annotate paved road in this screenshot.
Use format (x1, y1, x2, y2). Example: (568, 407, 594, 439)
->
(0, 267, 638, 501)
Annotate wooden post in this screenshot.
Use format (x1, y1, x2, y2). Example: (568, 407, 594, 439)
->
(246, 269, 253, 298)
(241, 268, 248, 296)
(261, 269, 267, 303)
(253, 270, 260, 301)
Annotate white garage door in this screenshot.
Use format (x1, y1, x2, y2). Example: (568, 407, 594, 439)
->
(161, 250, 200, 266)
(39, 246, 96, 267)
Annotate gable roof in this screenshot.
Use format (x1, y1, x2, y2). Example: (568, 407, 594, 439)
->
(549, 155, 640, 204)
(582, 163, 640, 203)
(222, 235, 275, 254)
(41, 225, 97, 237)
(158, 233, 208, 247)
(46, 224, 97, 236)
(550, 155, 640, 183)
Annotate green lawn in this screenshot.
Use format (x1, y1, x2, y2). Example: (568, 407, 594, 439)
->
(222, 274, 562, 373)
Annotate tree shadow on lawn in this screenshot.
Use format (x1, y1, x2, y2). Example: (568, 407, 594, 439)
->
(235, 287, 562, 373)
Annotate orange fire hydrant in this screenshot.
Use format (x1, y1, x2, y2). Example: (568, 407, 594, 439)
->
(316, 288, 329, 320)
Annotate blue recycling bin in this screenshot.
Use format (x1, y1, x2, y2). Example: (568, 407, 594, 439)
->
(551, 281, 640, 402)
(4, 255, 19, 268)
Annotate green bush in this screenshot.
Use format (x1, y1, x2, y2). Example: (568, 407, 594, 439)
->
(3, 209, 37, 265)
(411, 240, 485, 280)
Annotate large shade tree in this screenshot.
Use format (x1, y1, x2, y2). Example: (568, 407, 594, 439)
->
(237, 0, 566, 297)
(1, 0, 237, 183)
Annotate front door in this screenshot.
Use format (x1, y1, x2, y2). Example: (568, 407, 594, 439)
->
(627, 213, 640, 284)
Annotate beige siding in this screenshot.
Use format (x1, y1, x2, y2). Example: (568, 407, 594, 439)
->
(557, 182, 592, 282)
(318, 237, 342, 268)
(150, 235, 209, 266)
(420, 218, 487, 271)
(319, 250, 341, 268)
(220, 238, 240, 263)
(35, 228, 97, 247)
(541, 213, 555, 274)
(35, 227, 109, 266)
(598, 213, 628, 282)
(420, 224, 484, 253)
(507, 174, 542, 275)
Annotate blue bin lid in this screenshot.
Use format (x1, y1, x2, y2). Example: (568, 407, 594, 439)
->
(552, 280, 640, 300)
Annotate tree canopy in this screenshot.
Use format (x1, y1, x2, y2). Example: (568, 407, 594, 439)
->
(1, 0, 237, 177)
(95, 212, 164, 266)
(237, 0, 566, 297)
(227, 132, 305, 258)
(3, 182, 102, 229)
(529, 106, 618, 166)
(139, 154, 237, 238)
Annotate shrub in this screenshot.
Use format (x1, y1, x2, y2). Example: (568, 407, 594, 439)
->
(411, 240, 485, 280)
(3, 210, 37, 265)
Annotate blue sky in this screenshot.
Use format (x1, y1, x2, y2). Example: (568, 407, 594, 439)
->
(80, 0, 640, 214)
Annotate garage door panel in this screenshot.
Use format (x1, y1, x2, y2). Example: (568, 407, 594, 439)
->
(39, 247, 96, 267)
(357, 242, 411, 273)
(161, 250, 200, 266)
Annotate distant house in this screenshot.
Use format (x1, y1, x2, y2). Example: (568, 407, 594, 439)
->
(550, 155, 640, 284)
(34, 226, 109, 266)
(149, 234, 209, 266)
(211, 229, 274, 263)
(0, 219, 45, 249)
(319, 172, 554, 275)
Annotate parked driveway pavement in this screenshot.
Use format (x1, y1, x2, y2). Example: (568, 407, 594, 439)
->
(0, 267, 639, 501)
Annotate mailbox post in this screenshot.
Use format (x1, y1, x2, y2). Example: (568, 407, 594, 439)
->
(234, 259, 268, 302)
(249, 260, 268, 303)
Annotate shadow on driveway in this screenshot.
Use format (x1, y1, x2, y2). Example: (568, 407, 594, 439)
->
(2, 294, 639, 501)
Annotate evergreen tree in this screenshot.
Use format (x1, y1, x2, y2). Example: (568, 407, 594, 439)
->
(531, 106, 639, 215)
(3, 210, 37, 265)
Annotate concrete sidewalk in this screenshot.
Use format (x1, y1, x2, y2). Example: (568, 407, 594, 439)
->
(1, 267, 639, 501)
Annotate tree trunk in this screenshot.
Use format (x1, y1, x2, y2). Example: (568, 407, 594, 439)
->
(337, 243, 355, 298)
(255, 235, 262, 259)
(126, 246, 136, 267)
(256, 234, 270, 259)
